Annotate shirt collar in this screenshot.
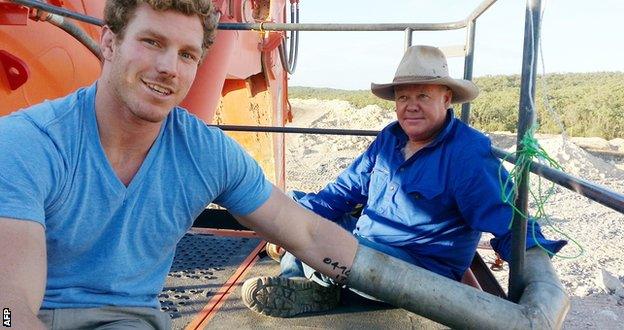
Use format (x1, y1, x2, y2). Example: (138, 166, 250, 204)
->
(391, 108, 457, 149)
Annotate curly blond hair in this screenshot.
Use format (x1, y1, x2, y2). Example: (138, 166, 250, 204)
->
(104, 0, 218, 50)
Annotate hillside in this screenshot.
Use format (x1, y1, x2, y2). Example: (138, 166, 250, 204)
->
(289, 72, 624, 140)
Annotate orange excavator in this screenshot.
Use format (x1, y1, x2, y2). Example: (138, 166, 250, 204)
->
(0, 0, 291, 188)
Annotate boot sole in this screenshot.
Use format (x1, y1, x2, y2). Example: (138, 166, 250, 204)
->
(242, 276, 340, 317)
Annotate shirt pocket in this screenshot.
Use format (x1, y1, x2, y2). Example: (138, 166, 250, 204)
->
(405, 184, 443, 201)
(368, 165, 389, 200)
(402, 183, 451, 222)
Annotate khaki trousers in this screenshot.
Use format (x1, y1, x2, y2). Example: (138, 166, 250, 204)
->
(38, 306, 171, 330)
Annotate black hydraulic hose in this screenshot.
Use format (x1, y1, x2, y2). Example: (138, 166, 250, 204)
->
(10, 0, 104, 26)
(278, 44, 290, 74)
(10, 1, 102, 60)
(289, 2, 299, 71)
(278, 1, 299, 74)
(44, 13, 102, 61)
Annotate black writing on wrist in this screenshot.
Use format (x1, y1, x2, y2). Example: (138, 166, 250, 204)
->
(323, 257, 351, 284)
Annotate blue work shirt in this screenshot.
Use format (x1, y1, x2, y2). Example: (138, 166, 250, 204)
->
(297, 109, 566, 281)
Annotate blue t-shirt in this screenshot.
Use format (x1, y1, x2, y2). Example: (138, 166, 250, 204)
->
(297, 110, 566, 280)
(0, 84, 272, 308)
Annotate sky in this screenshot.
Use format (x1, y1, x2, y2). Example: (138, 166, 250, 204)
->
(287, 0, 624, 90)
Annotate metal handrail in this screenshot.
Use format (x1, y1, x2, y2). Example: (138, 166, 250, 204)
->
(9, 0, 482, 32)
(492, 147, 624, 215)
(212, 124, 379, 137)
(219, 22, 467, 31)
(211, 124, 624, 216)
(468, 0, 499, 22)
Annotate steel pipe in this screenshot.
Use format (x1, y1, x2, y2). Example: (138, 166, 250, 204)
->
(460, 20, 476, 123)
(519, 248, 570, 328)
(492, 147, 624, 214)
(218, 22, 467, 32)
(348, 244, 569, 329)
(467, 0, 499, 22)
(509, 0, 542, 302)
(211, 124, 379, 137)
(404, 28, 413, 50)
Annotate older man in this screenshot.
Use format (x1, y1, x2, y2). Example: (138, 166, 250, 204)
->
(0, 1, 359, 329)
(242, 45, 566, 317)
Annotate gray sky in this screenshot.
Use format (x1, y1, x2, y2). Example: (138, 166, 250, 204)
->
(288, 0, 624, 90)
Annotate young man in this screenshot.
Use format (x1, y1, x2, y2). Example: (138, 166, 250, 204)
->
(0, 1, 358, 328)
(242, 45, 566, 317)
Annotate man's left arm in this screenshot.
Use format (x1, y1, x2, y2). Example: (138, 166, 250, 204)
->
(235, 186, 358, 283)
(295, 138, 380, 221)
(453, 142, 567, 260)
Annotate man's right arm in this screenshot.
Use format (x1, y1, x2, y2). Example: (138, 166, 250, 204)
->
(0, 218, 47, 329)
(296, 141, 378, 220)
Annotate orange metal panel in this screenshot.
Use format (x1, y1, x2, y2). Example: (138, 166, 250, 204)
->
(0, 0, 102, 115)
(214, 76, 280, 184)
(0, 2, 29, 26)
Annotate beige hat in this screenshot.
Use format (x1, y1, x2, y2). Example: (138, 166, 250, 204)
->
(371, 45, 479, 104)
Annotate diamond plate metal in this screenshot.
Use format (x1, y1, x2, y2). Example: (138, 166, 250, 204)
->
(161, 233, 261, 329)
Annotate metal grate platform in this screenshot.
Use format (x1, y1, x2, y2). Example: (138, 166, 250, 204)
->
(160, 233, 261, 329)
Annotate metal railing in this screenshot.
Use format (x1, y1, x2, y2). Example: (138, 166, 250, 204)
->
(10, 0, 496, 31)
(211, 124, 624, 216)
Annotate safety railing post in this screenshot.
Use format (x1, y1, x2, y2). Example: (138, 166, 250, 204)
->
(404, 27, 413, 50)
(508, 0, 542, 302)
(460, 20, 476, 124)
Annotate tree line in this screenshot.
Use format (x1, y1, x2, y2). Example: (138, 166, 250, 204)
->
(289, 72, 624, 139)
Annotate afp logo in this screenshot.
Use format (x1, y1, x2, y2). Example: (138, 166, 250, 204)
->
(2, 308, 9, 327)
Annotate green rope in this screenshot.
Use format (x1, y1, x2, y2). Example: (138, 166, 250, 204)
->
(498, 125, 584, 259)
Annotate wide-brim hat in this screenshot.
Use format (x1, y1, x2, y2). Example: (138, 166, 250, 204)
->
(371, 45, 479, 104)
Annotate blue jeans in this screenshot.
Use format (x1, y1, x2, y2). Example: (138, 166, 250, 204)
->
(280, 191, 419, 301)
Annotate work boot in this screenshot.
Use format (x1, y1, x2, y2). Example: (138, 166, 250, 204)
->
(241, 276, 340, 317)
(265, 242, 285, 262)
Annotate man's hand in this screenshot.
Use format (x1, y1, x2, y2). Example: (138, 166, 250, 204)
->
(0, 218, 47, 329)
(236, 186, 358, 284)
